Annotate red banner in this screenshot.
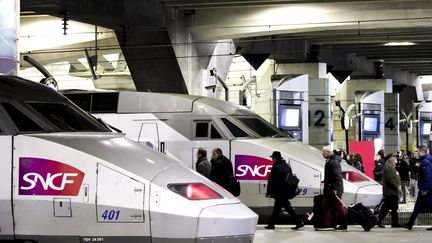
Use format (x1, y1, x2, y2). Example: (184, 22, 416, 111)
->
(349, 141, 375, 178)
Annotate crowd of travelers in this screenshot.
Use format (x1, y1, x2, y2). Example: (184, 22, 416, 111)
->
(195, 145, 432, 231)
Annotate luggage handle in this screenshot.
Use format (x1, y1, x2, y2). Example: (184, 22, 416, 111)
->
(335, 195, 347, 208)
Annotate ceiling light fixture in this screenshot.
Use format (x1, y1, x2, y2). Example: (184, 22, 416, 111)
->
(384, 42, 416, 46)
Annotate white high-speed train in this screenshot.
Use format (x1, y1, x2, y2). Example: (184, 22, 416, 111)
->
(0, 76, 258, 243)
(64, 90, 383, 219)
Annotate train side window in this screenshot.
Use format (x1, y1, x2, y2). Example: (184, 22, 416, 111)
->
(1, 103, 44, 132)
(210, 124, 222, 139)
(195, 122, 209, 138)
(221, 118, 250, 138)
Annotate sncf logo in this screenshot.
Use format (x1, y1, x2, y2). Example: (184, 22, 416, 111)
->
(235, 155, 273, 180)
(19, 158, 85, 196)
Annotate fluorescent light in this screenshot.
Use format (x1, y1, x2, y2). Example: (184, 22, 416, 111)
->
(384, 42, 416, 46)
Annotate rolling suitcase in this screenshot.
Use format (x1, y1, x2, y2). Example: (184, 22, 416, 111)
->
(348, 203, 378, 231)
(313, 195, 331, 229)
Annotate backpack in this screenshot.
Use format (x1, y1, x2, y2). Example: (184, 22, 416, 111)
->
(228, 176, 241, 197)
(284, 172, 300, 199)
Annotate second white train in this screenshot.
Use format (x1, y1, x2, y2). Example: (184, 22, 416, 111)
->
(65, 91, 383, 218)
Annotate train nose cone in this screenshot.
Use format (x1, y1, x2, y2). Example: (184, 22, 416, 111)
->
(196, 203, 258, 243)
(355, 184, 383, 207)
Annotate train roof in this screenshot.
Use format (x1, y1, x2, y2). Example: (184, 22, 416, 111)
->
(64, 91, 256, 116)
(0, 76, 110, 134)
(0, 75, 66, 102)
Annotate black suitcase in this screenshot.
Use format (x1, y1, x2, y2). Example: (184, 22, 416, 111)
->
(348, 203, 378, 231)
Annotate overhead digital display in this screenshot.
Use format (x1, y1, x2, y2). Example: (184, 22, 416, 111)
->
(422, 122, 431, 136)
(279, 106, 301, 128)
(363, 114, 380, 135)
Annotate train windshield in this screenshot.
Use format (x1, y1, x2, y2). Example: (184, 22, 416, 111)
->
(236, 117, 287, 138)
(27, 102, 109, 132)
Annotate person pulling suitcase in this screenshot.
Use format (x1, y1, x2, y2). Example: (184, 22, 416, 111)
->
(322, 146, 347, 231)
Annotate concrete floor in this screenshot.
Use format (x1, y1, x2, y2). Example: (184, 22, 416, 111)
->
(254, 225, 432, 243)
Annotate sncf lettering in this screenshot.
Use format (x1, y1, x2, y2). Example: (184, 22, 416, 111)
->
(234, 155, 274, 180)
(19, 158, 85, 196)
(236, 165, 272, 178)
(20, 173, 78, 191)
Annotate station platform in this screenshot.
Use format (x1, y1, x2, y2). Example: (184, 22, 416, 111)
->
(254, 225, 431, 243)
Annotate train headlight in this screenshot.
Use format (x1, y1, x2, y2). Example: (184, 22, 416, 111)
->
(168, 183, 223, 200)
(343, 171, 370, 182)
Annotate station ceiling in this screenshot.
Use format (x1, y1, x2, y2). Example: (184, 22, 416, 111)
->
(21, 0, 432, 78)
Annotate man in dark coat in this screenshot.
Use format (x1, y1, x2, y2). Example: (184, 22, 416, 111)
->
(377, 153, 402, 228)
(265, 151, 304, 230)
(408, 149, 419, 198)
(396, 151, 410, 203)
(322, 146, 347, 230)
(374, 149, 386, 182)
(209, 148, 233, 191)
(404, 146, 432, 230)
(196, 148, 212, 178)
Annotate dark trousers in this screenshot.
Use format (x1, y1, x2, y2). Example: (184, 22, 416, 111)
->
(378, 195, 399, 225)
(268, 197, 302, 226)
(407, 192, 432, 226)
(324, 192, 347, 228)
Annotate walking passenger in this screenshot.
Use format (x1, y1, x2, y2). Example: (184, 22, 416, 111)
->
(322, 146, 347, 231)
(377, 153, 403, 228)
(403, 146, 432, 230)
(209, 148, 234, 191)
(374, 149, 386, 182)
(353, 153, 365, 173)
(408, 149, 420, 198)
(265, 151, 304, 230)
(396, 151, 410, 203)
(196, 148, 212, 178)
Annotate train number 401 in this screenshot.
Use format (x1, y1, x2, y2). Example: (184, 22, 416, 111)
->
(101, 210, 120, 221)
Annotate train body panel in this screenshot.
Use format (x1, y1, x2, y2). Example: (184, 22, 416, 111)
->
(0, 136, 14, 240)
(8, 134, 257, 243)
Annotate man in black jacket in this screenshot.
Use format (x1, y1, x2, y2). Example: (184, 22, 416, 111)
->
(374, 149, 386, 182)
(322, 146, 347, 231)
(209, 148, 233, 191)
(265, 151, 304, 230)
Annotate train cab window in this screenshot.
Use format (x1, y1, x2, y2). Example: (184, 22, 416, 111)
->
(195, 122, 209, 138)
(221, 118, 250, 138)
(238, 117, 281, 137)
(27, 102, 109, 132)
(210, 124, 222, 139)
(194, 121, 223, 139)
(1, 103, 44, 132)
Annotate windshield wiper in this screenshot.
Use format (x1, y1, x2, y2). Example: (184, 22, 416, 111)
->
(90, 114, 123, 133)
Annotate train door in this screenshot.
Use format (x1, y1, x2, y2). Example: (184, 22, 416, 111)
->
(138, 122, 160, 152)
(0, 135, 14, 240)
(96, 164, 147, 224)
